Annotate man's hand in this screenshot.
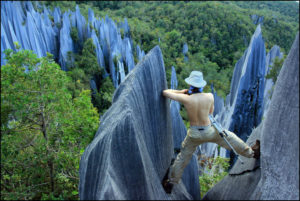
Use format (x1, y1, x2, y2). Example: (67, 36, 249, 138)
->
(162, 89, 188, 95)
(180, 89, 189, 94)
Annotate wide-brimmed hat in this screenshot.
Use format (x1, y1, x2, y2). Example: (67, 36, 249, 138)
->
(184, 71, 207, 88)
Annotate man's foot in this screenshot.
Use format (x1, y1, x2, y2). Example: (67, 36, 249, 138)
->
(161, 158, 175, 194)
(162, 179, 173, 194)
(251, 139, 260, 159)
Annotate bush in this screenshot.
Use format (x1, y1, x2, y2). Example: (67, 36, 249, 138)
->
(1, 49, 99, 200)
(70, 27, 79, 43)
(199, 156, 230, 198)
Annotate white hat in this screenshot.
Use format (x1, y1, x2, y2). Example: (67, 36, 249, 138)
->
(184, 71, 207, 88)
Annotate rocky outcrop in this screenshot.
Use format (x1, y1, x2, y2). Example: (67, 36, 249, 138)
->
(183, 43, 189, 62)
(263, 45, 283, 115)
(203, 32, 299, 200)
(1, 1, 144, 89)
(251, 32, 299, 200)
(136, 44, 145, 62)
(227, 24, 266, 143)
(213, 25, 266, 165)
(250, 15, 264, 25)
(59, 10, 74, 71)
(1, 1, 56, 61)
(79, 46, 200, 200)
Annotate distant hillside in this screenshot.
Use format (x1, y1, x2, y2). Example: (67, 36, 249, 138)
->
(39, 1, 300, 97)
(226, 1, 299, 24)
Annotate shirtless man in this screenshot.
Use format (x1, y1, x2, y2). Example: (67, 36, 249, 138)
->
(161, 71, 260, 194)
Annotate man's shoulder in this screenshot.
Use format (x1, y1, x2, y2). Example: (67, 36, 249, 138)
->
(191, 92, 213, 102)
(203, 92, 214, 98)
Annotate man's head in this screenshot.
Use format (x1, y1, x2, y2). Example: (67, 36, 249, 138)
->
(184, 71, 207, 88)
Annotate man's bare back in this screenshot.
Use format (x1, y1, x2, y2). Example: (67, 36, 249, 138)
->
(162, 89, 214, 126)
(184, 92, 214, 126)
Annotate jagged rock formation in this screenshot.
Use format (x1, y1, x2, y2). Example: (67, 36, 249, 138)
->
(203, 24, 267, 166)
(250, 15, 264, 25)
(136, 44, 145, 62)
(182, 43, 188, 62)
(263, 45, 283, 115)
(210, 25, 285, 163)
(1, 1, 57, 64)
(227, 24, 266, 143)
(212, 25, 266, 165)
(251, 32, 299, 200)
(211, 84, 224, 118)
(1, 1, 145, 89)
(217, 25, 266, 131)
(59, 10, 75, 71)
(203, 32, 299, 200)
(79, 46, 200, 200)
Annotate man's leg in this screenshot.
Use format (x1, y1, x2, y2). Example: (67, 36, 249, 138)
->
(168, 129, 201, 184)
(162, 127, 216, 193)
(213, 129, 254, 158)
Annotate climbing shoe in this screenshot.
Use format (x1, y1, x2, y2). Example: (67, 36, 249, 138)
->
(251, 139, 260, 159)
(162, 179, 173, 194)
(161, 158, 175, 194)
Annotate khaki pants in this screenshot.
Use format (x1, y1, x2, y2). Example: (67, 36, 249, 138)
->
(168, 125, 254, 184)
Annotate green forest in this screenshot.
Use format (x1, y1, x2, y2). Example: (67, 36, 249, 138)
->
(1, 1, 299, 200)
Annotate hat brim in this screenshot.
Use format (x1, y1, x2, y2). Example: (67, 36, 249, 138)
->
(185, 78, 207, 88)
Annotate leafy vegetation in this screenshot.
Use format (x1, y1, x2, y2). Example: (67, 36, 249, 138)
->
(1, 47, 99, 200)
(264, 56, 286, 100)
(52, 1, 298, 99)
(70, 27, 79, 43)
(266, 55, 286, 83)
(66, 38, 115, 115)
(199, 156, 230, 198)
(2, 1, 298, 199)
(227, 1, 299, 24)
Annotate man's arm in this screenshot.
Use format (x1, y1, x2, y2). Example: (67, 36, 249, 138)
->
(162, 89, 189, 104)
(209, 103, 214, 115)
(209, 94, 214, 115)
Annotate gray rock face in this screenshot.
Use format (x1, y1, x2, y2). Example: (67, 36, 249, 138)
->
(263, 45, 283, 115)
(202, 32, 299, 200)
(136, 44, 145, 62)
(79, 46, 199, 200)
(251, 14, 264, 25)
(59, 11, 74, 71)
(182, 43, 188, 62)
(1, 1, 57, 61)
(251, 32, 299, 200)
(218, 25, 266, 133)
(210, 84, 224, 117)
(213, 25, 266, 165)
(228, 24, 266, 144)
(208, 25, 266, 165)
